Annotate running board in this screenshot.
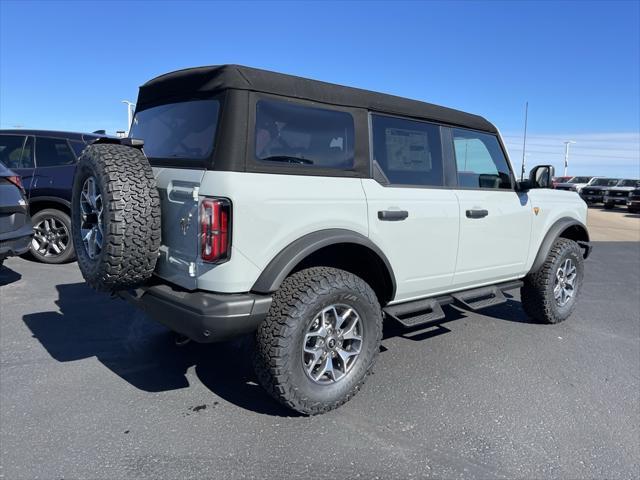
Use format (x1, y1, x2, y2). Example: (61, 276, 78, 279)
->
(383, 280, 523, 329)
(451, 280, 523, 311)
(383, 297, 451, 328)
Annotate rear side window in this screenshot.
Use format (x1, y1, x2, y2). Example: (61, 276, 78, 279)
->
(130, 100, 220, 159)
(371, 114, 444, 186)
(255, 100, 355, 169)
(36, 137, 76, 167)
(0, 135, 35, 169)
(453, 129, 512, 189)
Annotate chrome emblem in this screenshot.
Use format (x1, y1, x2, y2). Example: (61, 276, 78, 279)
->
(180, 213, 192, 235)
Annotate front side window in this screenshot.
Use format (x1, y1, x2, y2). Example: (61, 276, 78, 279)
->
(0, 135, 33, 169)
(618, 179, 640, 187)
(35, 137, 75, 167)
(255, 100, 354, 169)
(130, 100, 220, 159)
(371, 114, 444, 186)
(453, 129, 512, 189)
(591, 178, 620, 186)
(568, 176, 591, 184)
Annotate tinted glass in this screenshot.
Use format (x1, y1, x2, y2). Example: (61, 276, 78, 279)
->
(568, 176, 591, 183)
(371, 114, 444, 186)
(255, 100, 354, 169)
(591, 178, 620, 186)
(36, 137, 75, 167)
(619, 179, 640, 187)
(70, 140, 88, 158)
(453, 129, 511, 189)
(0, 135, 30, 169)
(21, 136, 34, 168)
(130, 100, 219, 159)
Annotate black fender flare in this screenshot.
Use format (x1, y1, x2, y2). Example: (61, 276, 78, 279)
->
(529, 217, 591, 273)
(251, 228, 397, 298)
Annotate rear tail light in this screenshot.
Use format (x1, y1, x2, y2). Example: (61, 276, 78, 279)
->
(5, 175, 24, 192)
(200, 198, 231, 263)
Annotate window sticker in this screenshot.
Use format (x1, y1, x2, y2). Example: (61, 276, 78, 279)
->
(385, 128, 431, 172)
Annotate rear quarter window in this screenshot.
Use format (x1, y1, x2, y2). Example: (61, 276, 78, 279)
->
(255, 100, 355, 170)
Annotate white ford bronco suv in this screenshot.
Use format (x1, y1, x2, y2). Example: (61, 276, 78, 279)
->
(71, 65, 591, 415)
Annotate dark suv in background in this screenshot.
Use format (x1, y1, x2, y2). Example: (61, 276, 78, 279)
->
(0, 130, 106, 263)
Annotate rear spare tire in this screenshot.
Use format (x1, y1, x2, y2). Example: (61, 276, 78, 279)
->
(71, 144, 161, 292)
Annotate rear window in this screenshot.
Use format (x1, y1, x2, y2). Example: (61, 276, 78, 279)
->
(130, 100, 220, 159)
(255, 100, 354, 169)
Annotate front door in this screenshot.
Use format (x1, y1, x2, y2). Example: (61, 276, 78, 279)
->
(363, 114, 460, 303)
(450, 128, 532, 288)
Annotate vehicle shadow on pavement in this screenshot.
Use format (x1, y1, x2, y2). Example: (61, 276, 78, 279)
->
(0, 264, 21, 286)
(22, 282, 294, 417)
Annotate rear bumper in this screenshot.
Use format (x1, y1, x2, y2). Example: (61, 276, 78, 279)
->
(119, 281, 272, 343)
(0, 224, 33, 259)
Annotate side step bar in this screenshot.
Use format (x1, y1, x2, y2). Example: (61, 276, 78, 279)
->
(384, 280, 524, 329)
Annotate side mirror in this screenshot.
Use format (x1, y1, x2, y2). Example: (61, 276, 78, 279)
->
(529, 165, 555, 189)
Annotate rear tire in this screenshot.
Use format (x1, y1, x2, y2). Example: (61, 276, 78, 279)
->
(29, 209, 75, 264)
(254, 267, 383, 415)
(521, 238, 584, 324)
(71, 144, 161, 292)
(603, 202, 614, 210)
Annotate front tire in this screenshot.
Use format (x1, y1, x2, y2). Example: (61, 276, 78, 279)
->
(521, 238, 584, 324)
(254, 267, 383, 415)
(29, 209, 75, 264)
(603, 202, 614, 210)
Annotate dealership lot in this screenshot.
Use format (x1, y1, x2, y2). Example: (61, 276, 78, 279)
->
(1, 210, 638, 479)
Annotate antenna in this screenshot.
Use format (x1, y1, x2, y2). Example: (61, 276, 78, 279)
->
(520, 101, 528, 181)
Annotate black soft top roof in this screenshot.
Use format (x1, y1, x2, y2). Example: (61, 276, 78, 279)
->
(137, 65, 497, 133)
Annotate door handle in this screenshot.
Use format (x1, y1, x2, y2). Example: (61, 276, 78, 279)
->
(466, 209, 488, 219)
(378, 210, 409, 221)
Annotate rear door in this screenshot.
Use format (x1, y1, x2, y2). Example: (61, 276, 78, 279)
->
(32, 136, 77, 203)
(449, 128, 532, 288)
(129, 99, 220, 289)
(362, 114, 460, 302)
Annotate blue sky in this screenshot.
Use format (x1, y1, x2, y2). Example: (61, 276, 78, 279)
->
(1, 0, 638, 177)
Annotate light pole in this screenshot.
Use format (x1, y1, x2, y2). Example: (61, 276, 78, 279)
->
(121, 100, 135, 135)
(563, 140, 576, 176)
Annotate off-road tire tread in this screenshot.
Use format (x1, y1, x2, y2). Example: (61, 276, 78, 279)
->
(72, 144, 160, 291)
(521, 238, 582, 324)
(254, 267, 382, 415)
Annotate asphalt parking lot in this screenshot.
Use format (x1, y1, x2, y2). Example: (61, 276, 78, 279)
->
(1, 209, 639, 479)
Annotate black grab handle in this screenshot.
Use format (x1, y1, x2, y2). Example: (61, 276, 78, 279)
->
(378, 210, 409, 221)
(466, 209, 489, 219)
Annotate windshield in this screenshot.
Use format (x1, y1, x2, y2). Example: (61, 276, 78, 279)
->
(130, 100, 219, 159)
(591, 178, 619, 186)
(617, 179, 640, 187)
(568, 176, 591, 183)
